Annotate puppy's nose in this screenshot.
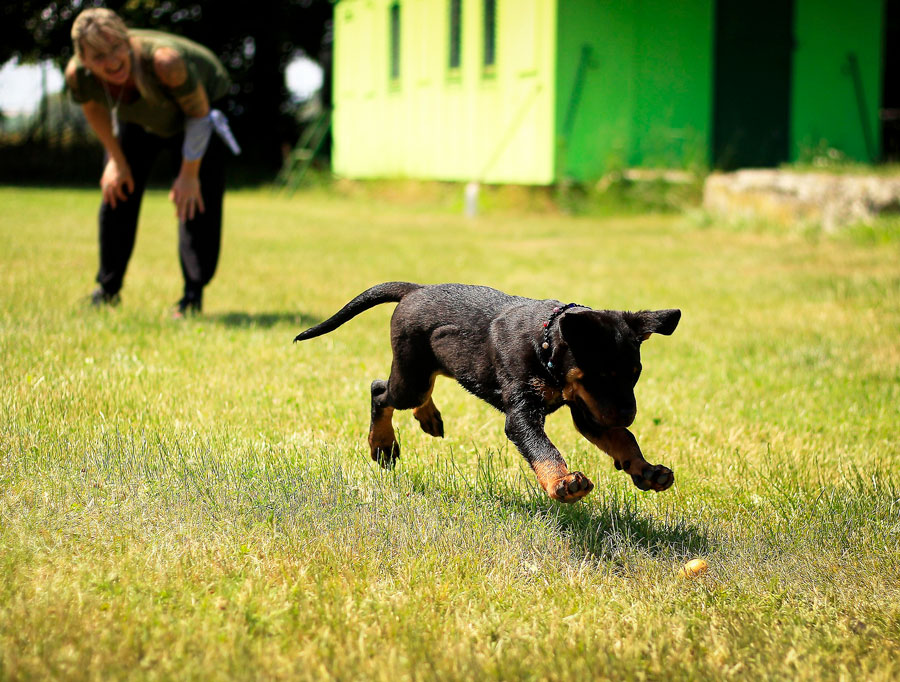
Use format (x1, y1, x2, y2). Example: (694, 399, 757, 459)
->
(617, 407, 636, 427)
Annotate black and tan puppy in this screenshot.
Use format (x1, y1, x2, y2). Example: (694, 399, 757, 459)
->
(294, 282, 680, 503)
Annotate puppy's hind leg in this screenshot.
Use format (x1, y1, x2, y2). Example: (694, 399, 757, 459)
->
(412, 373, 444, 438)
(369, 380, 399, 468)
(370, 337, 444, 467)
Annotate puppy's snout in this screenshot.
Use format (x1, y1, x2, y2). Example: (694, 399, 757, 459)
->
(607, 396, 636, 427)
(617, 407, 636, 428)
(582, 401, 635, 428)
(568, 378, 637, 428)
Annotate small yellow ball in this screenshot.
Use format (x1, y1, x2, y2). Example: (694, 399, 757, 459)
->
(680, 558, 709, 578)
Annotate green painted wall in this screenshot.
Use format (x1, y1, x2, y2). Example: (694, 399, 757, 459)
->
(555, 0, 713, 181)
(333, 0, 558, 184)
(630, 0, 712, 170)
(332, 0, 887, 184)
(554, 0, 635, 180)
(791, 0, 884, 162)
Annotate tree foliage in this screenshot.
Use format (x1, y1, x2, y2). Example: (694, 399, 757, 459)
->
(2, 1, 334, 169)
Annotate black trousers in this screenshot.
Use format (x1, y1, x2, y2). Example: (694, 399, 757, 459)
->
(96, 120, 227, 299)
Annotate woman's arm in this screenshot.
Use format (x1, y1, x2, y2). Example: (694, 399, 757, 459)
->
(67, 61, 134, 207)
(154, 47, 211, 221)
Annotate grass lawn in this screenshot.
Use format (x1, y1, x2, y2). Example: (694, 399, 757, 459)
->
(1, 185, 899, 680)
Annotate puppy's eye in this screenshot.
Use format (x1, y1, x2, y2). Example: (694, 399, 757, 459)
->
(633, 366, 640, 375)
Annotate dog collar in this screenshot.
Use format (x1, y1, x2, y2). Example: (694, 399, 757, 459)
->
(539, 302, 582, 384)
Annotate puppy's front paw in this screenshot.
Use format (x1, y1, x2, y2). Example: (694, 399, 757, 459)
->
(630, 463, 674, 492)
(548, 471, 594, 503)
(368, 433, 400, 469)
(370, 442, 399, 469)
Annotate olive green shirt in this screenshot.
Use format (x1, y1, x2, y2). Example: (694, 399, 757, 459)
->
(68, 29, 231, 138)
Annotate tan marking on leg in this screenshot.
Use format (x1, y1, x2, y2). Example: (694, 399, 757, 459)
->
(412, 397, 437, 422)
(532, 459, 571, 492)
(368, 406, 398, 467)
(577, 426, 644, 474)
(580, 426, 674, 492)
(532, 459, 594, 503)
(412, 396, 443, 437)
(410, 373, 444, 437)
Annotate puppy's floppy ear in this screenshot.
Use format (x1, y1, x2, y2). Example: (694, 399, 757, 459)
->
(625, 309, 681, 341)
(559, 310, 616, 357)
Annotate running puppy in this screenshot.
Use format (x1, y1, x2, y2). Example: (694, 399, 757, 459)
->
(294, 282, 681, 503)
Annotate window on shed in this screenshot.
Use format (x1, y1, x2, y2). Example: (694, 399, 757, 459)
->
(389, 2, 401, 82)
(449, 0, 462, 70)
(483, 0, 496, 69)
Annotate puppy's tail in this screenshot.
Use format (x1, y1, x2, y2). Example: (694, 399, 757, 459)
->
(294, 282, 422, 342)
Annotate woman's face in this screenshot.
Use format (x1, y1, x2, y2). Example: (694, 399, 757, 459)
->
(81, 33, 131, 85)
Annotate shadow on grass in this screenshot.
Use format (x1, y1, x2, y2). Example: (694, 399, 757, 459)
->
(207, 311, 322, 330)
(404, 450, 712, 561)
(525, 491, 711, 560)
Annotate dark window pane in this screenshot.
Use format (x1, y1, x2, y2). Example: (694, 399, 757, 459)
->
(484, 0, 495, 67)
(390, 2, 401, 80)
(449, 0, 462, 69)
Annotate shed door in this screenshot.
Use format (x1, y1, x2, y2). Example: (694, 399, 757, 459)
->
(713, 0, 795, 169)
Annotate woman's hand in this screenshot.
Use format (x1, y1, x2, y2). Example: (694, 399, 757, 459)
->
(169, 171, 205, 222)
(100, 157, 134, 208)
(153, 48, 210, 222)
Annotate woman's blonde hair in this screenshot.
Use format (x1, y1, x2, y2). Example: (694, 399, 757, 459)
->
(71, 8, 151, 100)
(71, 8, 129, 61)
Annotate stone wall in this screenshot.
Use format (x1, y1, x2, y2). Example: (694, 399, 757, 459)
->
(703, 170, 900, 231)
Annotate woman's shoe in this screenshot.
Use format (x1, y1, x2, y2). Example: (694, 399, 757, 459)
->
(172, 293, 202, 319)
(90, 287, 120, 307)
